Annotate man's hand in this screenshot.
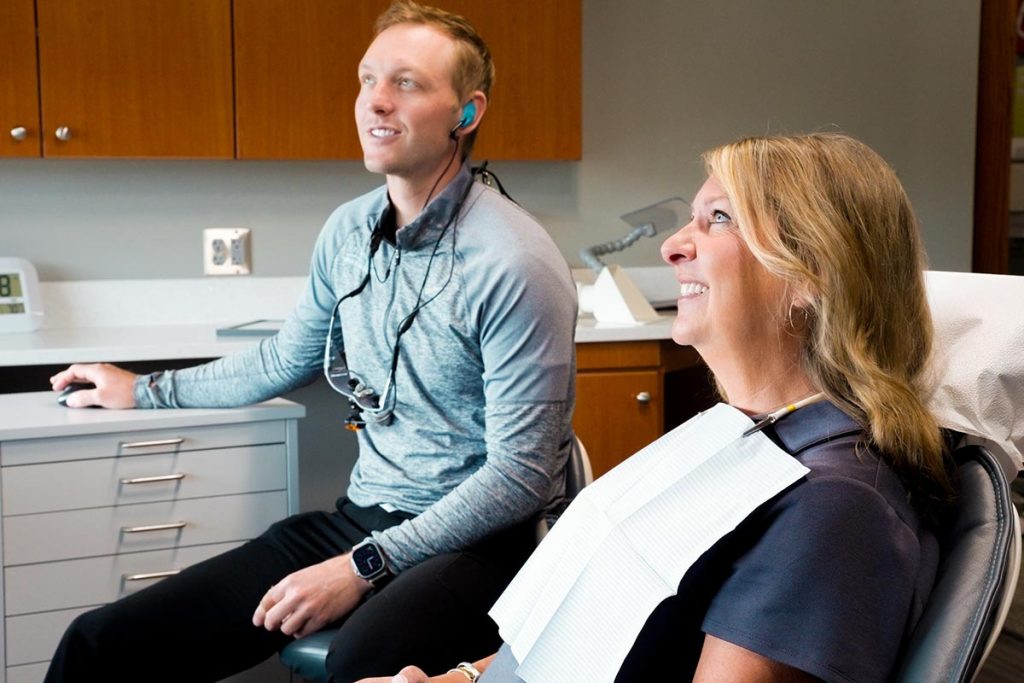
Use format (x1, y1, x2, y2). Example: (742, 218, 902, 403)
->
(253, 553, 373, 639)
(50, 363, 138, 409)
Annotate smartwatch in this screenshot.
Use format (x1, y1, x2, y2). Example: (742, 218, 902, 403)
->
(350, 538, 392, 587)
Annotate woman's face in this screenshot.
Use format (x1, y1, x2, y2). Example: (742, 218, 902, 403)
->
(660, 176, 792, 361)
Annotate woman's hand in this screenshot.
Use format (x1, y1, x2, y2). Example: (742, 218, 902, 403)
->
(356, 666, 485, 683)
(354, 666, 430, 683)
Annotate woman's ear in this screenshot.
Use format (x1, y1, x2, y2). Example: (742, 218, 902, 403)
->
(785, 284, 816, 328)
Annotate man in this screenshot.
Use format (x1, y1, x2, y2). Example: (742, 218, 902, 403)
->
(45, 2, 576, 681)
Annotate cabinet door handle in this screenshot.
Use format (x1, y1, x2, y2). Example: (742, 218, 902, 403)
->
(121, 521, 187, 534)
(54, 125, 72, 141)
(635, 391, 652, 404)
(10, 126, 27, 141)
(123, 569, 181, 582)
(120, 473, 187, 485)
(120, 437, 185, 449)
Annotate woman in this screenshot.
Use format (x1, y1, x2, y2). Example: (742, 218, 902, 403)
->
(359, 132, 952, 682)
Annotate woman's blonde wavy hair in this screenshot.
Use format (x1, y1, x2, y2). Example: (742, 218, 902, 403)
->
(705, 132, 951, 507)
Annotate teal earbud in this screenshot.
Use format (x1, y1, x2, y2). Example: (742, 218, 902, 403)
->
(459, 101, 476, 129)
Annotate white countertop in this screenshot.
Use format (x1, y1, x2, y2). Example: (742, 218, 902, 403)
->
(574, 314, 675, 343)
(0, 391, 305, 441)
(0, 325, 253, 366)
(0, 275, 676, 368)
(0, 315, 676, 367)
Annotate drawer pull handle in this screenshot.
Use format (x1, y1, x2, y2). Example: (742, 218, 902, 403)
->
(120, 473, 187, 485)
(121, 521, 187, 534)
(120, 438, 185, 449)
(123, 569, 181, 582)
(635, 391, 652, 404)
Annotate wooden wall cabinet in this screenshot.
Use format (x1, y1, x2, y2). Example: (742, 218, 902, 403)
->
(235, 0, 581, 160)
(5, 0, 580, 160)
(234, 0, 380, 160)
(32, 0, 234, 159)
(574, 341, 715, 478)
(0, 0, 41, 158)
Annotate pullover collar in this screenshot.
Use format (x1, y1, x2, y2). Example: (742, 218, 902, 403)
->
(392, 164, 474, 251)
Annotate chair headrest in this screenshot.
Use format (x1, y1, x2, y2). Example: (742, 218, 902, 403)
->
(925, 271, 1024, 476)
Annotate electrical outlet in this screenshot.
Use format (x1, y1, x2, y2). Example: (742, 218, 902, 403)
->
(203, 228, 252, 275)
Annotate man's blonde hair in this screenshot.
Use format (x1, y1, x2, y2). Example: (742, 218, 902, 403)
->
(375, 0, 494, 159)
(705, 133, 950, 509)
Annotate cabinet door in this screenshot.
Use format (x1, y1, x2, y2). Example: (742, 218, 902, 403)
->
(444, 0, 581, 161)
(234, 0, 380, 159)
(234, 0, 580, 160)
(36, 0, 234, 158)
(574, 370, 662, 478)
(0, 0, 40, 157)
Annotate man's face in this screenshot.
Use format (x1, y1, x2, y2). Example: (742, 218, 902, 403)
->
(355, 23, 463, 185)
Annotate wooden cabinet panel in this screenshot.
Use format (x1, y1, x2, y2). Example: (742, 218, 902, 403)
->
(577, 341, 662, 371)
(235, 0, 380, 159)
(441, 0, 581, 160)
(235, 0, 581, 160)
(574, 369, 662, 478)
(0, 0, 41, 157)
(36, 0, 234, 158)
(574, 340, 714, 478)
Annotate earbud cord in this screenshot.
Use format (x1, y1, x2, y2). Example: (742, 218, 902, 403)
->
(378, 168, 476, 410)
(422, 136, 460, 211)
(328, 131, 470, 413)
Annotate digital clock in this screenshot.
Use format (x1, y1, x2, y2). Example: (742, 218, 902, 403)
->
(0, 257, 44, 333)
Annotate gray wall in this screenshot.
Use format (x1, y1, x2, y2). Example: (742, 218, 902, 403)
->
(1, 0, 980, 281)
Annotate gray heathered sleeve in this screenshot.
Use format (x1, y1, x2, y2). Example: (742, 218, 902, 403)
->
(372, 196, 578, 571)
(373, 402, 571, 571)
(134, 204, 351, 408)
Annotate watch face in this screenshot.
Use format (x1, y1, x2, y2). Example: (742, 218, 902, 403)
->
(352, 542, 386, 577)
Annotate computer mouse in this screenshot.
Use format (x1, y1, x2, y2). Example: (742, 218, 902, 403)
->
(57, 382, 97, 407)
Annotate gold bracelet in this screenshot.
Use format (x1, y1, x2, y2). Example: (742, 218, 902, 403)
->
(447, 661, 482, 682)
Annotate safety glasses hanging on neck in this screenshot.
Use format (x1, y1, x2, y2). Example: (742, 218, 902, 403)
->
(323, 290, 398, 428)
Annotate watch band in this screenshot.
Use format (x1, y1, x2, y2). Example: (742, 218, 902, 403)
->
(447, 661, 482, 682)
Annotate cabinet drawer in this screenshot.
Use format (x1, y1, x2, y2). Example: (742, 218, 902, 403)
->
(6, 606, 90, 667)
(1, 420, 286, 466)
(2, 444, 287, 515)
(7, 662, 48, 683)
(4, 490, 286, 565)
(5, 541, 242, 616)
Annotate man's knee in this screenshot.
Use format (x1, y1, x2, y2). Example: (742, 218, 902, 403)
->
(48, 605, 120, 679)
(325, 630, 370, 683)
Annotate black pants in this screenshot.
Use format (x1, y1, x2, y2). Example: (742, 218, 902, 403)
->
(45, 498, 537, 683)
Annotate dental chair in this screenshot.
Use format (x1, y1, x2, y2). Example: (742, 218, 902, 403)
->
(278, 436, 593, 682)
(892, 442, 1021, 682)
(278, 270, 1024, 683)
(890, 271, 1024, 682)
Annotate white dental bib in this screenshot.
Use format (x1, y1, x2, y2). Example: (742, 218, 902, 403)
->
(489, 403, 810, 683)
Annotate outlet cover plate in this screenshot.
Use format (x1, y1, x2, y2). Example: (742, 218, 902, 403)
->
(204, 228, 251, 276)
